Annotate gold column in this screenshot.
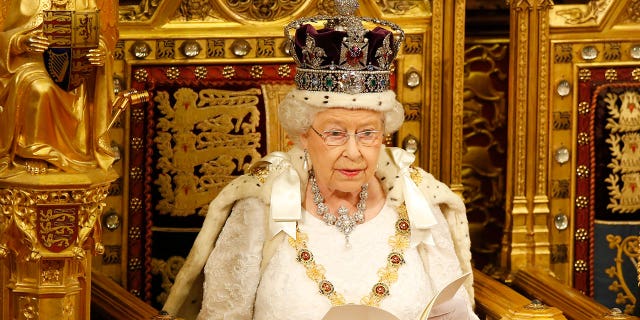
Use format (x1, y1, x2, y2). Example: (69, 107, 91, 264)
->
(0, 170, 117, 320)
(503, 0, 553, 272)
(441, 0, 467, 194)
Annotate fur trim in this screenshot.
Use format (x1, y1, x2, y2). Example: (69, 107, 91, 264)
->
(162, 150, 306, 315)
(284, 88, 399, 111)
(280, 89, 405, 134)
(410, 167, 475, 306)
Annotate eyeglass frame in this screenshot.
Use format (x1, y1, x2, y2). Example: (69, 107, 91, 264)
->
(310, 126, 384, 147)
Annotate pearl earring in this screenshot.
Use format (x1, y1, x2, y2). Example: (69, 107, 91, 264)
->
(303, 149, 310, 172)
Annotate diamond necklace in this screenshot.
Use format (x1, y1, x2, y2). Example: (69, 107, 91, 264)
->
(309, 170, 368, 244)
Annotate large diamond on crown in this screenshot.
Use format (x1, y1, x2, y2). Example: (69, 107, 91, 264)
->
(337, 71, 365, 94)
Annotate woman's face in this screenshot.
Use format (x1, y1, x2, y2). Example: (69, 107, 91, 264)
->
(301, 108, 385, 194)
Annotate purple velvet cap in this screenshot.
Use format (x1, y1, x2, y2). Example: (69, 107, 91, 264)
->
(293, 24, 396, 71)
(284, 9, 404, 94)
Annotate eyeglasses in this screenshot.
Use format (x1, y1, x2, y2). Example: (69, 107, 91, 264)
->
(310, 126, 383, 147)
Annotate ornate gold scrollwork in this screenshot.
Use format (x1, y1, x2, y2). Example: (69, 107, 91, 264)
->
(151, 256, 186, 305)
(0, 169, 114, 319)
(555, 0, 610, 25)
(0, 185, 109, 260)
(462, 42, 508, 270)
(175, 0, 221, 21)
(19, 296, 39, 319)
(224, 0, 305, 21)
(375, 0, 430, 15)
(621, 0, 640, 23)
(605, 234, 639, 314)
(119, 0, 160, 21)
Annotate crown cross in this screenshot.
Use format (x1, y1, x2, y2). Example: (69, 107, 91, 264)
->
(341, 42, 368, 69)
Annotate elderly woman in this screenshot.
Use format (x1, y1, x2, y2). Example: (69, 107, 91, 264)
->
(160, 2, 478, 319)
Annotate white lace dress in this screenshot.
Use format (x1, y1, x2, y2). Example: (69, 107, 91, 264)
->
(197, 198, 476, 320)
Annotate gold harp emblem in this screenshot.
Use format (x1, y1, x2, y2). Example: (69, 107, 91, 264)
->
(46, 50, 70, 83)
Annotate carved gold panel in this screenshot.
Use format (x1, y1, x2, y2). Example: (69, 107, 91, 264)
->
(0, 171, 115, 320)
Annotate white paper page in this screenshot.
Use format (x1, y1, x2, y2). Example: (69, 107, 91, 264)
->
(321, 304, 401, 320)
(419, 272, 471, 320)
(320, 272, 471, 320)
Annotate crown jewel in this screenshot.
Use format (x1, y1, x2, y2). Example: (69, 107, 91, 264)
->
(285, 0, 404, 94)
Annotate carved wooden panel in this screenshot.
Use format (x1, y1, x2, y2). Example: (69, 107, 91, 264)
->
(462, 41, 509, 273)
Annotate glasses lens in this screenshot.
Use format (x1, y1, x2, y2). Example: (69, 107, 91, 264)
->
(316, 128, 382, 146)
(324, 131, 348, 146)
(356, 130, 382, 146)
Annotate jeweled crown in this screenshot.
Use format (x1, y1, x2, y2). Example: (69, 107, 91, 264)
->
(284, 0, 404, 94)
